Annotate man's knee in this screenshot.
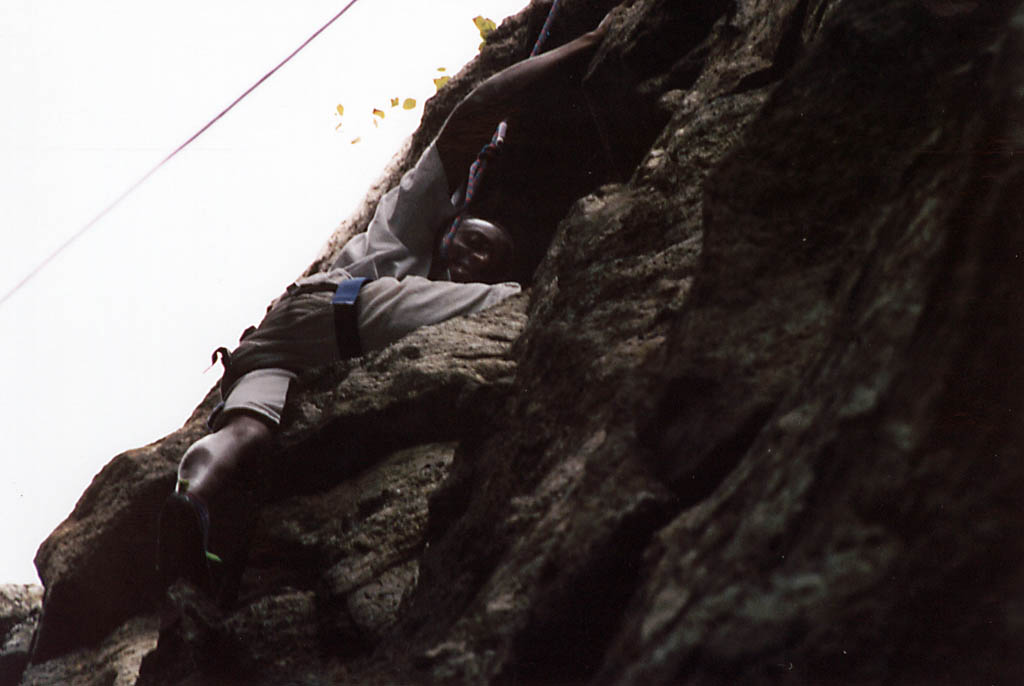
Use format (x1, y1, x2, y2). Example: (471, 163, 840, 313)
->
(178, 415, 269, 479)
(177, 437, 216, 484)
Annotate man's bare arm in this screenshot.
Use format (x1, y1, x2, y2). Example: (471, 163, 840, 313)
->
(436, 18, 608, 193)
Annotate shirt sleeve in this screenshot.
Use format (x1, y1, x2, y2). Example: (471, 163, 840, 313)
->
(332, 141, 457, 280)
(356, 275, 521, 352)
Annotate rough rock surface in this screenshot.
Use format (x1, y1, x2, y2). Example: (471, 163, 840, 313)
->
(0, 585, 42, 685)
(19, 0, 1024, 684)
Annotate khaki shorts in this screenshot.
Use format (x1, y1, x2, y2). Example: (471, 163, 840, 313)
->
(210, 270, 521, 428)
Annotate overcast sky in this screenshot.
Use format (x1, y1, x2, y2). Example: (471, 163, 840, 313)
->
(0, 0, 525, 584)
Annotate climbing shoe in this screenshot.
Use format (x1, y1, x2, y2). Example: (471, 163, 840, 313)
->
(204, 483, 258, 608)
(157, 491, 215, 596)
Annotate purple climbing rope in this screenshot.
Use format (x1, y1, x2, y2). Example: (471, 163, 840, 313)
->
(531, 0, 563, 56)
(440, 0, 562, 264)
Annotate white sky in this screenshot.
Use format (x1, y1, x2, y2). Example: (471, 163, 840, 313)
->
(0, 0, 526, 584)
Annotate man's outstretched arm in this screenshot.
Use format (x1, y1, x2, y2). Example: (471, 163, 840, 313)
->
(435, 17, 608, 193)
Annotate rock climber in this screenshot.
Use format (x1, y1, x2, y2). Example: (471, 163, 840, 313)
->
(157, 17, 608, 602)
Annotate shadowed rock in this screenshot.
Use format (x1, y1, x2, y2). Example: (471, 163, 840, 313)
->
(21, 1, 1023, 684)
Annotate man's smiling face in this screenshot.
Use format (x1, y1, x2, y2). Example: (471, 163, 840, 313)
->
(447, 216, 515, 284)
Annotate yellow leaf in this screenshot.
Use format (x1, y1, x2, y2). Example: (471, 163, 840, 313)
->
(473, 16, 496, 39)
(335, 122, 343, 130)
(351, 137, 361, 144)
(390, 97, 399, 107)
(336, 104, 344, 116)
(372, 108, 385, 119)
(373, 119, 379, 128)
(437, 67, 447, 72)
(433, 76, 450, 91)
(403, 97, 417, 109)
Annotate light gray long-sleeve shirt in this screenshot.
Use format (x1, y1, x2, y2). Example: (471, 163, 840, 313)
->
(216, 141, 521, 427)
(336, 140, 521, 351)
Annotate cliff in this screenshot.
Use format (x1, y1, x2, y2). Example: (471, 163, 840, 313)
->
(8, 0, 1023, 684)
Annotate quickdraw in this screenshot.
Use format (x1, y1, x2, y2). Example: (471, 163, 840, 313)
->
(439, 0, 563, 263)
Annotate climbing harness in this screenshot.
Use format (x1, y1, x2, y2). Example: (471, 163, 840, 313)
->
(439, 0, 563, 264)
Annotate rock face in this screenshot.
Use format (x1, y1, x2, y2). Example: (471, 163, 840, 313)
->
(19, 0, 1024, 684)
(0, 585, 42, 685)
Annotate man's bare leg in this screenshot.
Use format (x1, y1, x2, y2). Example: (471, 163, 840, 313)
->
(176, 413, 272, 501)
(159, 413, 271, 599)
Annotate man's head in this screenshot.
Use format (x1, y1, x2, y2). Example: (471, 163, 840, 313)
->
(447, 216, 516, 284)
